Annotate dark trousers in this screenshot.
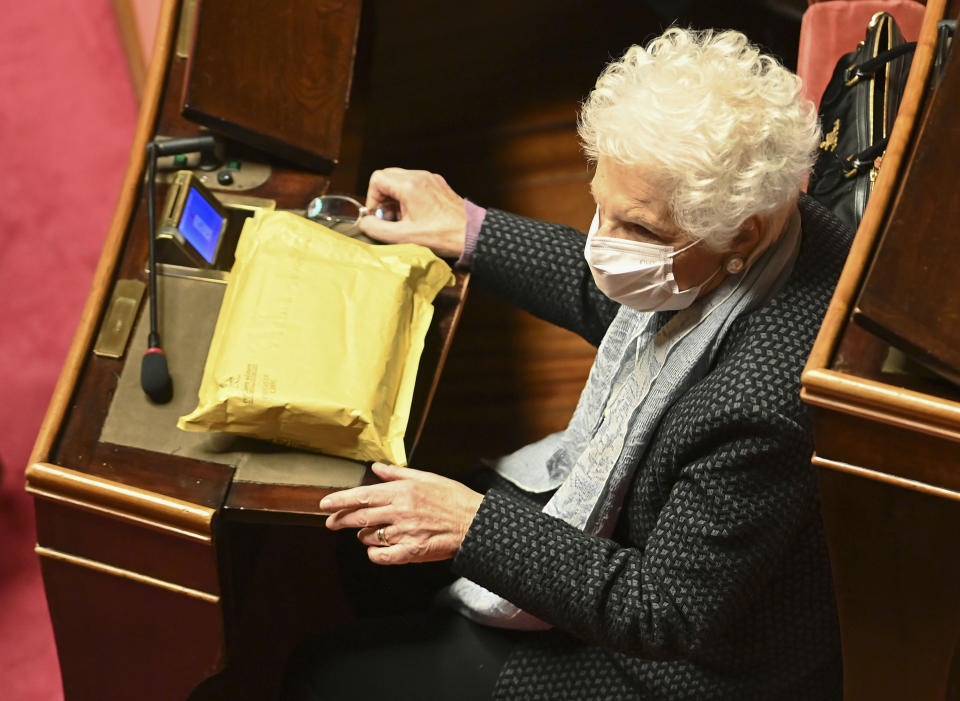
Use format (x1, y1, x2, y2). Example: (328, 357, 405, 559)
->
(281, 607, 528, 700)
(282, 471, 553, 699)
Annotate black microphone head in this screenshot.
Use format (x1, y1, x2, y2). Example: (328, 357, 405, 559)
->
(141, 348, 173, 403)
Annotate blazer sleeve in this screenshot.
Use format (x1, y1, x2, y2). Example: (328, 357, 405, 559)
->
(471, 208, 620, 346)
(451, 403, 818, 660)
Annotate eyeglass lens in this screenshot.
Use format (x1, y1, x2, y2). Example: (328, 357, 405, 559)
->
(306, 195, 364, 223)
(306, 194, 398, 224)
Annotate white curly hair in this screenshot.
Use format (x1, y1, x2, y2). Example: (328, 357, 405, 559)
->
(578, 27, 820, 249)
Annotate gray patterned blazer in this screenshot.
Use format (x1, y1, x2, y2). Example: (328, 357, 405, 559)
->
(452, 194, 852, 701)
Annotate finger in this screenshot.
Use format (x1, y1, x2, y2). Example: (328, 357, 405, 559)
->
(325, 505, 394, 531)
(357, 215, 409, 243)
(367, 542, 442, 566)
(371, 461, 440, 483)
(318, 484, 392, 514)
(367, 544, 416, 565)
(375, 200, 400, 222)
(363, 170, 393, 210)
(357, 524, 396, 547)
(364, 168, 415, 211)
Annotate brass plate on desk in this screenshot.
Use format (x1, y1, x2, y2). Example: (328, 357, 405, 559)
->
(213, 192, 276, 211)
(176, 0, 199, 59)
(156, 263, 230, 284)
(93, 279, 146, 359)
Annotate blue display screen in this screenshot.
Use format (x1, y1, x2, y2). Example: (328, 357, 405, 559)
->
(180, 187, 224, 264)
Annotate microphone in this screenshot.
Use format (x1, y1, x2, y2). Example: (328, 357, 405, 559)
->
(140, 135, 218, 403)
(151, 135, 217, 157)
(141, 332, 173, 403)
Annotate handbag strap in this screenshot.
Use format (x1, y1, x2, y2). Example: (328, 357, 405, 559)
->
(935, 19, 957, 83)
(843, 137, 889, 178)
(845, 42, 917, 86)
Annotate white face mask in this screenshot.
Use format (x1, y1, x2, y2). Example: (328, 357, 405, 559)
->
(584, 209, 718, 312)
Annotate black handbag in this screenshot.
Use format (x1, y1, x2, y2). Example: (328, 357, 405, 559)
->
(808, 12, 915, 231)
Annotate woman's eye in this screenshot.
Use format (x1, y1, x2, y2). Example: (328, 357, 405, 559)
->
(625, 223, 660, 242)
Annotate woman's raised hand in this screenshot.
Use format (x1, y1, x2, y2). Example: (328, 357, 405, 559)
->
(359, 168, 468, 259)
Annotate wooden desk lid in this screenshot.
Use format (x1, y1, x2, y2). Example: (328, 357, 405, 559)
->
(853, 31, 960, 384)
(181, 0, 361, 170)
(800, 0, 960, 435)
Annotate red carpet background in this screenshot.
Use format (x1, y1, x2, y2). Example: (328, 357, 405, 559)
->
(0, 1, 138, 698)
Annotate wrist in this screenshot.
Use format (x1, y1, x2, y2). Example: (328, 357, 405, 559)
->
(455, 199, 486, 270)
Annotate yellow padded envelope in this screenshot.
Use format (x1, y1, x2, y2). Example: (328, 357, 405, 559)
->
(178, 210, 454, 465)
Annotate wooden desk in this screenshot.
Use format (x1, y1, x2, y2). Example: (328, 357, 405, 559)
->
(29, 2, 812, 698)
(801, 0, 960, 698)
(25, 0, 608, 696)
(25, 1, 469, 697)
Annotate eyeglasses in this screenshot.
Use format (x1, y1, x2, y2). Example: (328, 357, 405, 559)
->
(305, 194, 396, 226)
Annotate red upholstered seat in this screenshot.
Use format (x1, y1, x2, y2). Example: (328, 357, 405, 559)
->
(798, 0, 926, 109)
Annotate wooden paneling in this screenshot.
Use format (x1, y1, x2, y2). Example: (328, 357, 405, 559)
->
(810, 407, 960, 494)
(40, 555, 223, 701)
(182, 0, 362, 170)
(853, 30, 960, 382)
(33, 498, 219, 593)
(819, 467, 960, 700)
(800, 1, 960, 699)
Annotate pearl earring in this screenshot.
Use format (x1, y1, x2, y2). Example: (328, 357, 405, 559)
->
(724, 256, 745, 275)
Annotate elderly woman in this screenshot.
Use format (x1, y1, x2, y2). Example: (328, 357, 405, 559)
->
(287, 27, 851, 700)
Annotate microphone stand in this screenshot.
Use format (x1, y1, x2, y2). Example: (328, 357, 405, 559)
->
(139, 135, 218, 403)
(140, 141, 173, 403)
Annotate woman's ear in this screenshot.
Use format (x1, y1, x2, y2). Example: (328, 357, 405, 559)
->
(732, 215, 765, 254)
(722, 215, 765, 275)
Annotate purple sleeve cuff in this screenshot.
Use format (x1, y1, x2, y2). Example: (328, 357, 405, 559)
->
(455, 199, 486, 271)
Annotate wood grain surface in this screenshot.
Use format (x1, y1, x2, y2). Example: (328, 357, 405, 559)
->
(801, 1, 960, 699)
(182, 0, 362, 169)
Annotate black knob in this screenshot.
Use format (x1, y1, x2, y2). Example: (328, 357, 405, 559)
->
(217, 170, 234, 186)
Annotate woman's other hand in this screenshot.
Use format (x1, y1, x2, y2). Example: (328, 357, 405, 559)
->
(320, 462, 483, 565)
(359, 168, 467, 258)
